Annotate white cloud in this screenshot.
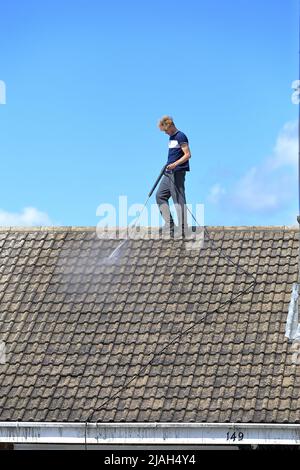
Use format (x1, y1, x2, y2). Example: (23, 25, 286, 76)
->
(207, 183, 226, 204)
(233, 165, 282, 211)
(0, 207, 54, 226)
(209, 121, 298, 214)
(270, 121, 298, 169)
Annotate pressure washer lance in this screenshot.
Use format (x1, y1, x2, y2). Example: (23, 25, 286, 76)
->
(108, 164, 168, 260)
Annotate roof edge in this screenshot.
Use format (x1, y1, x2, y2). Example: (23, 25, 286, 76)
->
(0, 422, 299, 446)
(0, 225, 298, 233)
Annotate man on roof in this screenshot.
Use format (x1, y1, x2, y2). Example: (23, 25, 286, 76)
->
(156, 115, 191, 238)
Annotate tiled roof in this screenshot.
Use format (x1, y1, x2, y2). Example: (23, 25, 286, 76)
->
(0, 226, 299, 423)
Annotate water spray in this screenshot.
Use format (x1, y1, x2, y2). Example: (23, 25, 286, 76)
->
(107, 164, 168, 260)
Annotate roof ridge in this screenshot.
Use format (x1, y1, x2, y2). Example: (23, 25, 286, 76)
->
(0, 225, 298, 232)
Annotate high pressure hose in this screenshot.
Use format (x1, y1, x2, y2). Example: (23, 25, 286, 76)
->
(107, 163, 168, 259)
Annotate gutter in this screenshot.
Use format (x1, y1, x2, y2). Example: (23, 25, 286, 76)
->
(0, 422, 299, 446)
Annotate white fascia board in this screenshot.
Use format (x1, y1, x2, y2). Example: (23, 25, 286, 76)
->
(0, 422, 300, 446)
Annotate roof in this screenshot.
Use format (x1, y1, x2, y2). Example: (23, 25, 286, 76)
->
(0, 225, 299, 424)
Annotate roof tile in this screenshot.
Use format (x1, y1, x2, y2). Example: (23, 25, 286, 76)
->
(0, 227, 299, 423)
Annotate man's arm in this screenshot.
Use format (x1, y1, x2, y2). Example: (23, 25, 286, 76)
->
(167, 143, 191, 170)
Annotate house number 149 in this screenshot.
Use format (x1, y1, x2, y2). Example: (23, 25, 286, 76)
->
(226, 431, 244, 442)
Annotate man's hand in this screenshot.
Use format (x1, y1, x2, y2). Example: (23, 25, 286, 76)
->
(166, 162, 178, 171)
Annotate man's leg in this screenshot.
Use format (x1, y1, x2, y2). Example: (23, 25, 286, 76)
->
(170, 171, 188, 237)
(156, 175, 175, 233)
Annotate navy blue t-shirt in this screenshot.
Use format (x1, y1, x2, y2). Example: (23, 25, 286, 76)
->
(167, 130, 190, 172)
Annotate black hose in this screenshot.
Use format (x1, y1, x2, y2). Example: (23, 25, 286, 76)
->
(148, 164, 168, 197)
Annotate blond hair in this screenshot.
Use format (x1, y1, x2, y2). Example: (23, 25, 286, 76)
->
(158, 115, 174, 131)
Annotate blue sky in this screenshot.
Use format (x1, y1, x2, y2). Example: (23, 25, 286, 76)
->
(0, 0, 299, 227)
